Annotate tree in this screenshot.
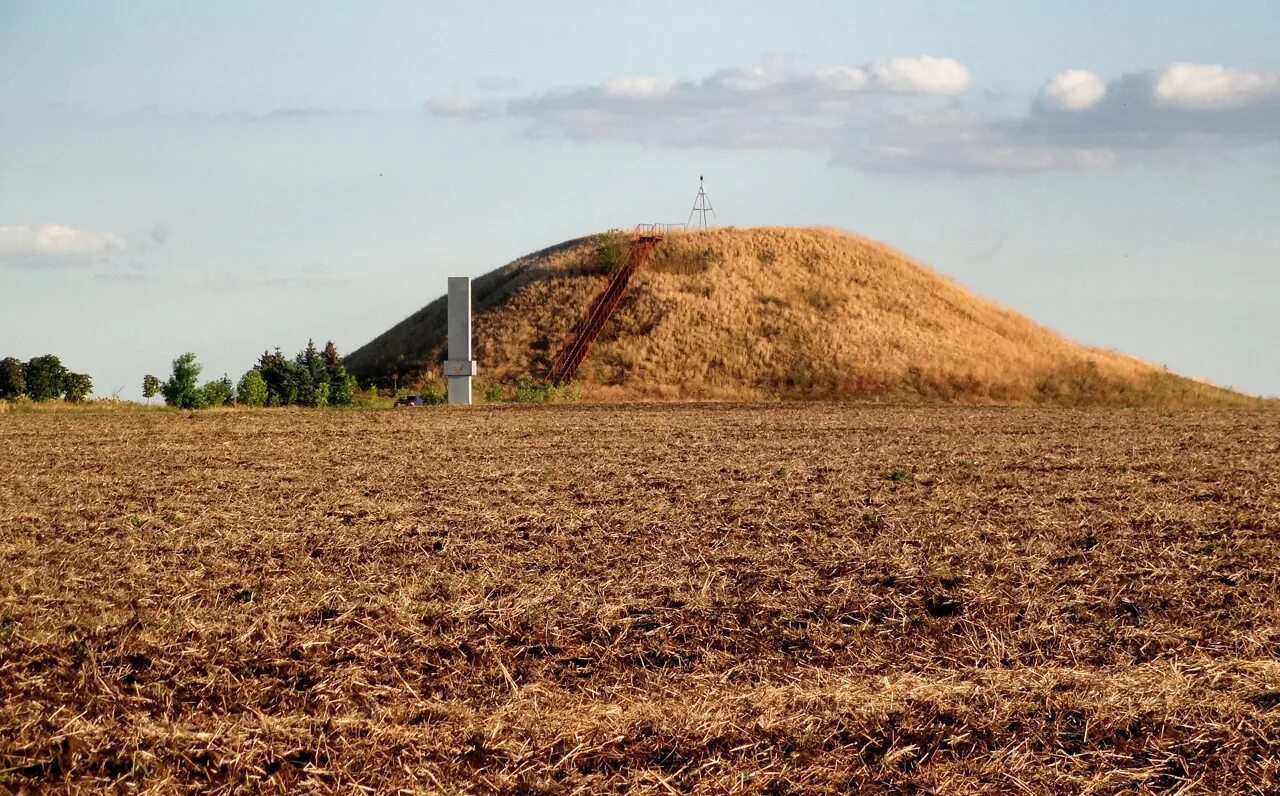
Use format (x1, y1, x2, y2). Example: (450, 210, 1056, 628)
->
(23, 355, 67, 402)
(322, 340, 340, 366)
(295, 339, 326, 407)
(331, 372, 357, 407)
(63, 372, 93, 402)
(236, 368, 267, 407)
(142, 374, 161, 403)
(202, 375, 234, 407)
(257, 349, 299, 407)
(320, 340, 357, 406)
(253, 341, 354, 408)
(0, 357, 25, 399)
(161, 353, 208, 409)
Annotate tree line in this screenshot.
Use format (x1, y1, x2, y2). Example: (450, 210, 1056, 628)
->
(146, 340, 359, 409)
(0, 355, 93, 402)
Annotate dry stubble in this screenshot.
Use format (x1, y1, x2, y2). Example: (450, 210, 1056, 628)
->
(2, 405, 1279, 794)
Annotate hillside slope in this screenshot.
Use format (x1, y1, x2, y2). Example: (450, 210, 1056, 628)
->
(346, 227, 1245, 404)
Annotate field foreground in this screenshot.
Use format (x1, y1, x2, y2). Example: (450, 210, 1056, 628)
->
(2, 405, 1279, 794)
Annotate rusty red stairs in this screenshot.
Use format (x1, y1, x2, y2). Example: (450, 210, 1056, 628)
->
(546, 224, 674, 385)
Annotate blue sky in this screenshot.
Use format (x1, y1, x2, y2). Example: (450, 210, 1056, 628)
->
(3, 1, 1278, 398)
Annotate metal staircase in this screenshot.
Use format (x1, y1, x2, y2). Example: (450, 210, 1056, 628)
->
(546, 224, 677, 385)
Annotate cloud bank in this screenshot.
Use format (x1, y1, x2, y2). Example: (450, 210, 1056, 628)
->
(426, 56, 1280, 173)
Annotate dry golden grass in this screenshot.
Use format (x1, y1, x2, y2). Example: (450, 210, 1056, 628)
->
(345, 227, 1253, 404)
(3, 405, 1280, 793)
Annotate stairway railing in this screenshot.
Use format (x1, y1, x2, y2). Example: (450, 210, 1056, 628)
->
(546, 228, 668, 384)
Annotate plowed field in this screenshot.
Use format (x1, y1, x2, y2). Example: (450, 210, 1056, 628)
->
(2, 406, 1279, 794)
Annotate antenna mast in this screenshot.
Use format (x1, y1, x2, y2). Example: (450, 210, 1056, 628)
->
(687, 175, 717, 229)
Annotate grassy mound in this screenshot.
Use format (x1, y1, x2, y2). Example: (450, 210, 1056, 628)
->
(347, 227, 1250, 404)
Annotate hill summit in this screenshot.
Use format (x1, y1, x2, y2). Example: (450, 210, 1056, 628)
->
(346, 227, 1241, 404)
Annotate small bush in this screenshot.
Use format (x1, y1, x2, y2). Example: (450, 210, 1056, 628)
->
(202, 376, 235, 407)
(484, 384, 505, 402)
(513, 376, 557, 403)
(331, 373, 358, 407)
(236, 369, 268, 407)
(888, 468, 913, 482)
(496, 376, 581, 404)
(594, 231, 626, 272)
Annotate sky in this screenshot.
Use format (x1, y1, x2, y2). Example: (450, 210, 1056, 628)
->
(2, 1, 1279, 399)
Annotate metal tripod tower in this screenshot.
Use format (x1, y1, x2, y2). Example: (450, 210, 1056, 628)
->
(687, 175, 717, 229)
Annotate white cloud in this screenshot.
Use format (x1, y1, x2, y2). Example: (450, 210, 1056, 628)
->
(492, 54, 974, 152)
(1151, 63, 1280, 110)
(867, 55, 970, 95)
(512, 53, 970, 115)
(427, 56, 1280, 174)
(0, 223, 127, 266)
(1038, 69, 1108, 111)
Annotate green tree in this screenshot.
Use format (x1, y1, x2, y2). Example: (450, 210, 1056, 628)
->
(236, 368, 268, 407)
(161, 353, 208, 409)
(313, 380, 329, 408)
(202, 375, 234, 406)
(331, 372, 357, 407)
(257, 349, 299, 407)
(23, 355, 67, 402)
(62, 372, 93, 402)
(322, 340, 357, 406)
(142, 374, 161, 403)
(0, 357, 26, 399)
(295, 339, 326, 407)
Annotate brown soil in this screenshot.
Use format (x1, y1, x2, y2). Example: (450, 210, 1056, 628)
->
(2, 405, 1279, 793)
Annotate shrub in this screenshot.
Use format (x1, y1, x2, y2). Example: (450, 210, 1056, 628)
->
(202, 376, 234, 407)
(62, 372, 93, 403)
(594, 231, 626, 272)
(23, 355, 67, 402)
(0, 357, 26, 399)
(420, 384, 447, 405)
(236, 369, 268, 407)
(483, 384, 505, 402)
(313, 380, 329, 408)
(513, 376, 559, 403)
(331, 372, 357, 407)
(162, 353, 208, 409)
